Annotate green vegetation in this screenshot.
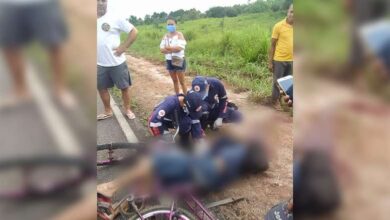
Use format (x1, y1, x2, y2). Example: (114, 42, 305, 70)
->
(127, 11, 285, 101)
(295, 0, 349, 67)
(129, 0, 291, 26)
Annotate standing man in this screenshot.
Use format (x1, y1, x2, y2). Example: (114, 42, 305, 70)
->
(268, 4, 293, 107)
(0, 0, 72, 107)
(97, 0, 138, 120)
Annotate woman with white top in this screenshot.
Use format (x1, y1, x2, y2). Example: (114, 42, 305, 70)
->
(160, 18, 188, 94)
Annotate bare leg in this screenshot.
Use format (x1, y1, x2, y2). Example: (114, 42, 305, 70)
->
(177, 72, 187, 95)
(169, 72, 180, 94)
(97, 158, 152, 198)
(121, 87, 131, 112)
(48, 46, 65, 95)
(98, 89, 112, 115)
(3, 48, 29, 98)
(48, 45, 76, 108)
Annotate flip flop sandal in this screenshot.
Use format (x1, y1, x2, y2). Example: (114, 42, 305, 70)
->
(97, 113, 113, 121)
(126, 111, 136, 120)
(265, 201, 293, 220)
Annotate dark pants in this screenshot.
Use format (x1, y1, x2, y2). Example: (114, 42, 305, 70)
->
(200, 102, 242, 130)
(272, 61, 293, 103)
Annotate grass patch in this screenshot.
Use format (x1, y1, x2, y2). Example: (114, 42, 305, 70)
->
(126, 12, 284, 101)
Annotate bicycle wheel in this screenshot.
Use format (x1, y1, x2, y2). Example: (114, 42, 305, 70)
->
(0, 156, 91, 200)
(97, 142, 145, 166)
(126, 205, 197, 220)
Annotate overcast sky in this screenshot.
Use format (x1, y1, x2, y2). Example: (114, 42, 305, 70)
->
(108, 0, 252, 18)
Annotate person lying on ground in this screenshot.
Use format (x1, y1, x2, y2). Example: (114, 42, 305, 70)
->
(293, 107, 346, 217)
(191, 76, 242, 130)
(96, 134, 269, 220)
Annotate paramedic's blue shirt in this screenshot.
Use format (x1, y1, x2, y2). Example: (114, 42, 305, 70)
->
(204, 78, 228, 118)
(149, 95, 204, 139)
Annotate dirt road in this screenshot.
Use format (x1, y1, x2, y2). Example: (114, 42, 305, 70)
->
(125, 54, 293, 219)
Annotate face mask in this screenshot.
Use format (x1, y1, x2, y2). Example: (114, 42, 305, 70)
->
(167, 25, 176, 33)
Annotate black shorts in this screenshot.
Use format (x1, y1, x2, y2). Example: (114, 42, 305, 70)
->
(0, 1, 68, 47)
(166, 59, 187, 73)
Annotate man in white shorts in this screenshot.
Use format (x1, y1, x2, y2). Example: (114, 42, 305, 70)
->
(97, 0, 138, 120)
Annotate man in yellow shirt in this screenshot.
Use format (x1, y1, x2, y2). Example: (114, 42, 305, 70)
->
(268, 4, 293, 105)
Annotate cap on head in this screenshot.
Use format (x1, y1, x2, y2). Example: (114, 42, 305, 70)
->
(184, 90, 203, 119)
(191, 76, 208, 98)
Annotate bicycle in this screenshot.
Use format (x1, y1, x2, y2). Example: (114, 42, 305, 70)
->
(117, 185, 218, 220)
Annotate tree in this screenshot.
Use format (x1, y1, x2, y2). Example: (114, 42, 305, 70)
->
(128, 15, 139, 25)
(206, 7, 226, 18)
(283, 0, 293, 10)
(144, 15, 152, 25)
(225, 8, 238, 17)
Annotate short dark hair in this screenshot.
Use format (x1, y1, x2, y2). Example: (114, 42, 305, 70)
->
(167, 17, 177, 24)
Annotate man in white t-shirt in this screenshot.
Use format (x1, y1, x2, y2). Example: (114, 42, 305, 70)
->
(97, 0, 138, 120)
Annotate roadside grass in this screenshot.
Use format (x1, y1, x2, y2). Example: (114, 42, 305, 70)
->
(126, 12, 284, 102)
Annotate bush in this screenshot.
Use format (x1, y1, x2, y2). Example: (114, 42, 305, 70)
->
(234, 29, 269, 63)
(219, 32, 234, 55)
(184, 30, 197, 41)
(145, 30, 162, 40)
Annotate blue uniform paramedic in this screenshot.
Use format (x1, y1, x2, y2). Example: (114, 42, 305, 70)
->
(148, 91, 204, 148)
(191, 76, 242, 130)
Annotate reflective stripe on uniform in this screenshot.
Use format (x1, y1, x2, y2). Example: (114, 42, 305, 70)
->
(192, 120, 200, 124)
(149, 122, 162, 127)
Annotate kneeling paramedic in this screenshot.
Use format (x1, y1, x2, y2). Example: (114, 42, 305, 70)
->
(148, 91, 204, 149)
(192, 76, 242, 130)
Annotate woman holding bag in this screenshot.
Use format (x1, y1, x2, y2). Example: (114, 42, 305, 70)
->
(160, 18, 188, 94)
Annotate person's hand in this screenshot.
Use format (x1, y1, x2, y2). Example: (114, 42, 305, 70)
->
(113, 46, 127, 56)
(268, 62, 274, 73)
(213, 118, 223, 129)
(373, 58, 390, 80)
(284, 95, 293, 107)
(280, 89, 293, 107)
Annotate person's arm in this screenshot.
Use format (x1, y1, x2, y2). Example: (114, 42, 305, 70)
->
(268, 23, 279, 72)
(160, 35, 170, 54)
(149, 108, 169, 136)
(217, 83, 228, 119)
(114, 27, 138, 56)
(166, 32, 186, 53)
(191, 119, 205, 140)
(268, 38, 277, 72)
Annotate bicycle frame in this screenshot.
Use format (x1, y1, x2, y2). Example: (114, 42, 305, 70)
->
(183, 194, 216, 220)
(124, 186, 217, 220)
